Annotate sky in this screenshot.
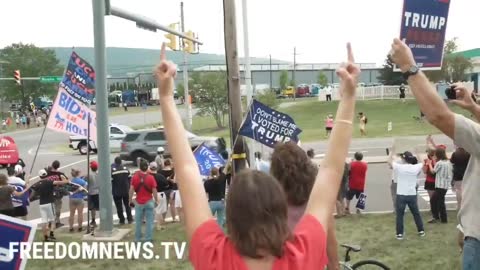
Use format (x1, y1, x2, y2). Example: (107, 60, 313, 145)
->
(0, 0, 478, 66)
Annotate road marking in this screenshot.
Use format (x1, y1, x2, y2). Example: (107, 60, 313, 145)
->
(27, 148, 64, 156)
(28, 157, 98, 181)
(29, 208, 179, 228)
(417, 182, 457, 206)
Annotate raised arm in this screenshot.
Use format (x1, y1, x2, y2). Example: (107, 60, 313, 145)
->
(390, 38, 455, 139)
(306, 43, 359, 228)
(387, 144, 396, 168)
(155, 43, 212, 240)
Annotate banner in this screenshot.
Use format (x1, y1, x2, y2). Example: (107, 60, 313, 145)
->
(0, 214, 37, 270)
(193, 143, 226, 177)
(0, 136, 19, 165)
(47, 87, 97, 142)
(399, 0, 451, 70)
(239, 100, 302, 148)
(61, 52, 96, 105)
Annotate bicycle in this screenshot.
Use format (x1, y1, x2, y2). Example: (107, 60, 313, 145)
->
(339, 244, 390, 270)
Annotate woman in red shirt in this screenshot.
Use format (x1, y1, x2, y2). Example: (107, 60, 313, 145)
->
(155, 42, 360, 270)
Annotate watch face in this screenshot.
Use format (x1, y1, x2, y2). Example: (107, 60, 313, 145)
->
(409, 66, 419, 74)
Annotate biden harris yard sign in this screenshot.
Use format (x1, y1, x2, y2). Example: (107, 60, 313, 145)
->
(399, 0, 451, 70)
(239, 100, 302, 148)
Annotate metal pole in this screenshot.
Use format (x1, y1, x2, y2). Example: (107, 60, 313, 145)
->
(269, 54, 273, 90)
(92, 0, 114, 235)
(181, 2, 192, 131)
(86, 112, 92, 235)
(241, 0, 253, 167)
(293, 47, 296, 100)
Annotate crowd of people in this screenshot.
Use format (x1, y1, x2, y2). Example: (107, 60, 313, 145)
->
(0, 38, 479, 269)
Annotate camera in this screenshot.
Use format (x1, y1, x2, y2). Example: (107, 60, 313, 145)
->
(445, 85, 457, 100)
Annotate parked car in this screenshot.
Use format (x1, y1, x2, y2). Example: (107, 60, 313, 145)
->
(69, 124, 133, 155)
(281, 86, 295, 97)
(310, 84, 321, 96)
(296, 84, 311, 97)
(119, 127, 227, 162)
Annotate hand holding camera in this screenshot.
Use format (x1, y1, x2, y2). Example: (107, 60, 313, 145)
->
(445, 84, 477, 108)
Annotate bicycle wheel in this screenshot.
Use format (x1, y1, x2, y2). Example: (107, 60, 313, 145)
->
(351, 260, 390, 270)
(339, 262, 354, 270)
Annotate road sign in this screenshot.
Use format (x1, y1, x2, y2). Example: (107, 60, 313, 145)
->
(39, 76, 62, 83)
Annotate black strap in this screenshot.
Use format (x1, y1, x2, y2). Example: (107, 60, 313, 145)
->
(134, 173, 152, 194)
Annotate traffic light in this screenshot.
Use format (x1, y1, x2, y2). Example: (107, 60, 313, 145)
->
(13, 70, 21, 85)
(164, 23, 178, 51)
(183, 31, 195, 54)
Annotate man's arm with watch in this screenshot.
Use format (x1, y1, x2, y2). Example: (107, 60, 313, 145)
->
(390, 38, 455, 139)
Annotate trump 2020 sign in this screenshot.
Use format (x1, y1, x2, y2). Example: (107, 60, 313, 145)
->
(399, 0, 451, 70)
(0, 214, 36, 270)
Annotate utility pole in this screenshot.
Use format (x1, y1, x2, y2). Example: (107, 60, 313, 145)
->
(293, 47, 297, 100)
(223, 0, 247, 173)
(241, 0, 253, 167)
(181, 2, 192, 131)
(92, 0, 114, 236)
(269, 54, 273, 90)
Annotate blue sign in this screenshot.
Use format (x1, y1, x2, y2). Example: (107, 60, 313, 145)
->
(193, 143, 226, 177)
(61, 52, 96, 105)
(0, 215, 36, 270)
(399, 0, 451, 70)
(239, 100, 302, 148)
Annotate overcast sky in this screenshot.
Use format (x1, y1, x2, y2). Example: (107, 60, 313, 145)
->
(0, 0, 478, 65)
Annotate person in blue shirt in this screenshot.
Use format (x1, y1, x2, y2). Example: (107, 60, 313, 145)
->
(69, 168, 87, 232)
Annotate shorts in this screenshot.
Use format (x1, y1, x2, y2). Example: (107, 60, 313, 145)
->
(155, 192, 168, 215)
(0, 208, 14, 217)
(424, 181, 436, 191)
(88, 194, 99, 210)
(39, 203, 55, 224)
(174, 190, 182, 208)
(12, 206, 28, 217)
(346, 189, 363, 200)
(326, 127, 333, 131)
(69, 198, 84, 208)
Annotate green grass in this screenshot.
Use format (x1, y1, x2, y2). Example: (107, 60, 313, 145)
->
(335, 211, 460, 269)
(133, 99, 472, 143)
(27, 211, 460, 270)
(195, 99, 471, 142)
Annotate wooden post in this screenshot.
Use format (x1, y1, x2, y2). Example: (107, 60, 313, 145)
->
(223, 0, 247, 173)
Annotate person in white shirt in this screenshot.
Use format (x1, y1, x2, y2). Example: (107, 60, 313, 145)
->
(325, 86, 333, 102)
(7, 167, 28, 219)
(254, 152, 270, 173)
(388, 148, 425, 240)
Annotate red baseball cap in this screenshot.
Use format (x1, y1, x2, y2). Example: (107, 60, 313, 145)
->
(90, 161, 99, 170)
(437, 144, 447, 150)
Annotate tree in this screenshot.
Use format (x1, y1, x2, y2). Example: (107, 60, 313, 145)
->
(0, 43, 63, 106)
(317, 71, 328, 87)
(255, 90, 279, 109)
(190, 71, 229, 128)
(289, 79, 296, 87)
(279, 70, 289, 90)
(377, 56, 404, 85)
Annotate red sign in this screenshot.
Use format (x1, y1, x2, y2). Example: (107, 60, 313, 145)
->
(0, 136, 19, 165)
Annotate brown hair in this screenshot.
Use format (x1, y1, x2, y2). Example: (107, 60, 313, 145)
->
(270, 142, 317, 206)
(210, 167, 219, 178)
(226, 170, 291, 258)
(435, 147, 448, 161)
(164, 159, 172, 167)
(71, 169, 81, 178)
(0, 174, 8, 186)
(426, 149, 435, 158)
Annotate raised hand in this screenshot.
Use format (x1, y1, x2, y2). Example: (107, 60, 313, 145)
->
(154, 43, 177, 98)
(390, 38, 416, 73)
(449, 83, 477, 110)
(336, 43, 361, 97)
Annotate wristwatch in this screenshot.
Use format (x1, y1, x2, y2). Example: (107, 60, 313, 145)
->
(402, 65, 419, 80)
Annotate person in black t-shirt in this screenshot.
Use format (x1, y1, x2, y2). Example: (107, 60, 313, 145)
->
(399, 83, 406, 103)
(47, 160, 69, 228)
(203, 167, 227, 227)
(149, 162, 170, 229)
(160, 159, 177, 222)
(451, 147, 471, 209)
(32, 169, 68, 241)
(111, 157, 133, 224)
